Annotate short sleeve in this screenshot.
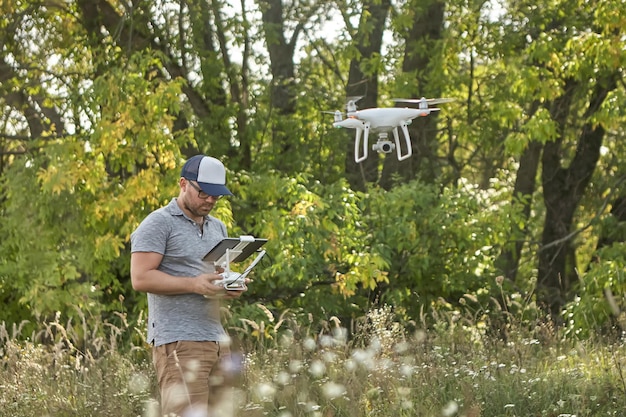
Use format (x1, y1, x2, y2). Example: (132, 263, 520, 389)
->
(130, 211, 170, 254)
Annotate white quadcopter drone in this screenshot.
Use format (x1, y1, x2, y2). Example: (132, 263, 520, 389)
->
(328, 96, 453, 163)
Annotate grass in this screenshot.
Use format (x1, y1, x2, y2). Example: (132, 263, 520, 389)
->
(1, 305, 626, 417)
(0, 312, 155, 417)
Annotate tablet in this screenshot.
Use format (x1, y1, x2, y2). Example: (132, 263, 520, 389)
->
(203, 236, 268, 264)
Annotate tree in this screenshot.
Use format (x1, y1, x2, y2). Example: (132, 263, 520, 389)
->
(2, 0, 626, 333)
(380, 0, 445, 189)
(340, 0, 392, 190)
(502, 0, 624, 313)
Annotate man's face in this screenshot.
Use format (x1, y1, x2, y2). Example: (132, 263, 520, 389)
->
(182, 178, 221, 217)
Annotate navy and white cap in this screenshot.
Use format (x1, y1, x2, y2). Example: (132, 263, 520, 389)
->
(181, 155, 233, 196)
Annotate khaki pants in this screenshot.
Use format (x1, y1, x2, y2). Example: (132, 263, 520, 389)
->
(153, 340, 234, 417)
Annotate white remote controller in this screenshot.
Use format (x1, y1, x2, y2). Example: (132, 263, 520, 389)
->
(213, 249, 266, 291)
(216, 271, 246, 290)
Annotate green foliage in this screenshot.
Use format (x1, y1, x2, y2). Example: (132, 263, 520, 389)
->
(363, 176, 523, 320)
(227, 172, 388, 321)
(564, 243, 626, 339)
(1, 0, 626, 346)
(222, 170, 532, 332)
(0, 51, 189, 330)
(0, 149, 547, 342)
(520, 107, 559, 144)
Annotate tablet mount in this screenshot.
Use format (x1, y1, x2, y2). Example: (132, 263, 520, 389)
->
(203, 235, 268, 290)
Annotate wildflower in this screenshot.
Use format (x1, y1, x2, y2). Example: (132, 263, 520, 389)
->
(400, 364, 414, 377)
(442, 400, 459, 417)
(303, 338, 317, 351)
(400, 400, 413, 410)
(289, 360, 302, 373)
(308, 359, 326, 377)
(414, 329, 427, 341)
(128, 372, 150, 394)
(320, 335, 334, 347)
(322, 351, 337, 363)
(344, 358, 357, 371)
(332, 327, 348, 345)
(321, 381, 345, 399)
(254, 382, 277, 401)
(394, 340, 410, 354)
(304, 402, 321, 412)
(275, 371, 291, 386)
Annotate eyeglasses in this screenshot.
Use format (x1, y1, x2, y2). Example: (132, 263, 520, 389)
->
(186, 180, 221, 200)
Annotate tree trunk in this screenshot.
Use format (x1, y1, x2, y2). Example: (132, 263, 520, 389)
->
(380, 0, 444, 189)
(258, 0, 298, 169)
(343, 0, 391, 191)
(537, 77, 616, 314)
(496, 140, 542, 280)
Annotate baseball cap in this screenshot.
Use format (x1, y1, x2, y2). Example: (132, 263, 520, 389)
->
(181, 155, 233, 196)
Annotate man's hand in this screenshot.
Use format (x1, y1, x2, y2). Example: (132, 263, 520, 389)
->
(193, 273, 228, 297)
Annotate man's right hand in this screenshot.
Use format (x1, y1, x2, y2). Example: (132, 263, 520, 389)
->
(193, 273, 227, 297)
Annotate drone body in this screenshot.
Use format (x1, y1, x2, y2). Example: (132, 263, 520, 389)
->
(329, 97, 452, 163)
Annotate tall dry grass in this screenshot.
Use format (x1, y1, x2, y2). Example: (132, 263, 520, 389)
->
(2, 304, 626, 417)
(0, 310, 155, 417)
(235, 305, 626, 417)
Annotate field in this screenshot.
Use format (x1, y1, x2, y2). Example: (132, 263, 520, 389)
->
(1, 306, 625, 417)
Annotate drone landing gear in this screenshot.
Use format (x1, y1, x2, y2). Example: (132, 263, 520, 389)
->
(393, 122, 413, 161)
(354, 122, 370, 163)
(354, 121, 413, 163)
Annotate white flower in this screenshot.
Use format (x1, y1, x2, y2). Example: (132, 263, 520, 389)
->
(289, 360, 302, 373)
(254, 382, 277, 401)
(321, 382, 345, 399)
(308, 359, 326, 377)
(303, 338, 317, 351)
(442, 400, 459, 417)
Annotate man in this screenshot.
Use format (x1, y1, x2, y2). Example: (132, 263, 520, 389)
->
(131, 155, 244, 417)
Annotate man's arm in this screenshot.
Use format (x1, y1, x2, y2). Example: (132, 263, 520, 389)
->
(131, 251, 225, 296)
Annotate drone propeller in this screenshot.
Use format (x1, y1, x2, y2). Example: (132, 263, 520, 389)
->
(346, 95, 364, 103)
(393, 97, 455, 106)
(345, 96, 363, 113)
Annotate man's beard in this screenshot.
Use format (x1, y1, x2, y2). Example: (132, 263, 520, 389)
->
(184, 198, 212, 218)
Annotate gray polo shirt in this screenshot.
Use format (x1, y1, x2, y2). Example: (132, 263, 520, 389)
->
(130, 198, 228, 346)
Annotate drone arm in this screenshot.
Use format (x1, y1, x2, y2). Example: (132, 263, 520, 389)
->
(394, 123, 412, 161)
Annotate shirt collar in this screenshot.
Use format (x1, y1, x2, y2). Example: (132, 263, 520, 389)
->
(166, 198, 208, 224)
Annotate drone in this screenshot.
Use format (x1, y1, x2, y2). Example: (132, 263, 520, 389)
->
(327, 96, 453, 163)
